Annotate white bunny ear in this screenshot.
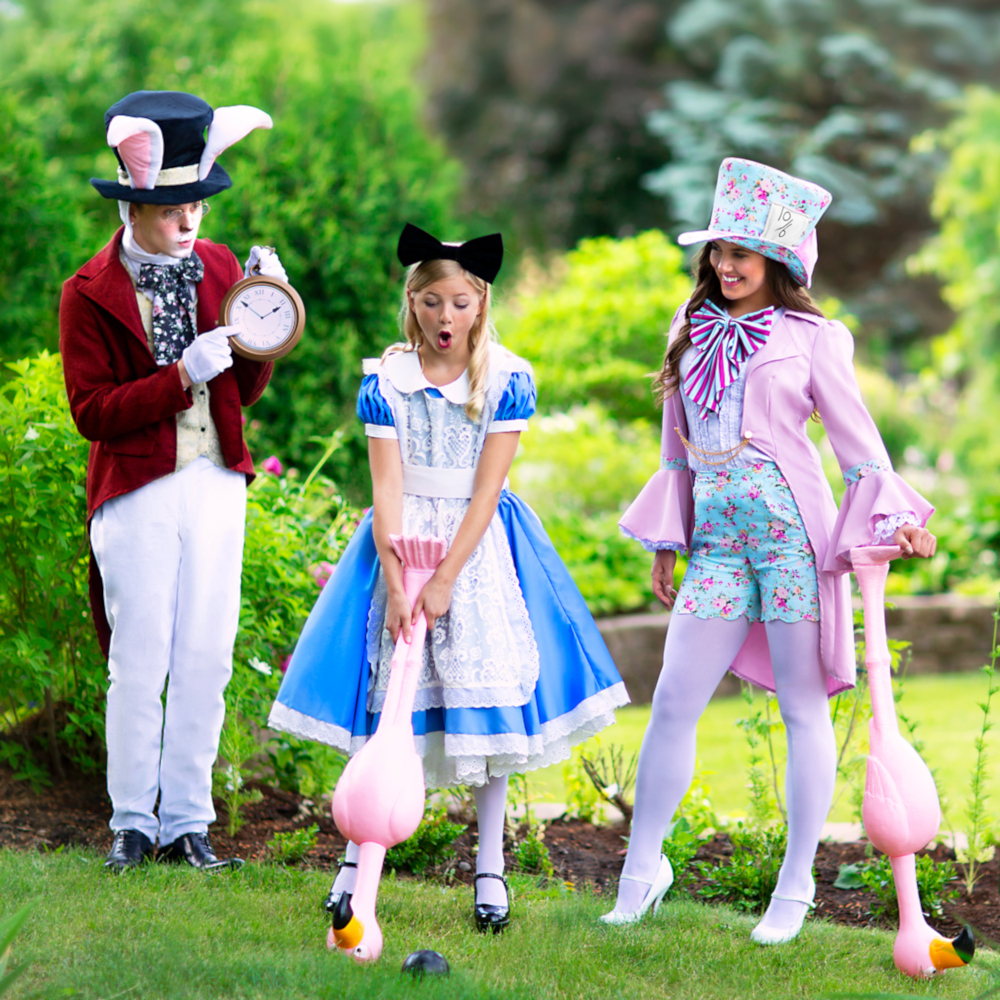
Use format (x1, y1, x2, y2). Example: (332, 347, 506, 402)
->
(107, 115, 164, 190)
(199, 105, 273, 181)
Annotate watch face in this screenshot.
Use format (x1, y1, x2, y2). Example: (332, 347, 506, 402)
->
(229, 281, 298, 352)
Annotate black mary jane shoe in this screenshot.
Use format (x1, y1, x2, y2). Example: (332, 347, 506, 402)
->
(158, 831, 243, 871)
(323, 860, 358, 915)
(473, 872, 511, 934)
(104, 829, 154, 871)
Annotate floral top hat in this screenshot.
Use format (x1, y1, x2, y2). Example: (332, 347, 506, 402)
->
(677, 158, 833, 288)
(90, 90, 271, 204)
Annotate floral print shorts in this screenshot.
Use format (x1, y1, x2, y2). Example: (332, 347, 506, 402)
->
(674, 462, 820, 623)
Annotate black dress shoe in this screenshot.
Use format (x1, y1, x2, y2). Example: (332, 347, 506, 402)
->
(104, 829, 154, 871)
(324, 860, 357, 914)
(158, 832, 243, 871)
(473, 872, 510, 934)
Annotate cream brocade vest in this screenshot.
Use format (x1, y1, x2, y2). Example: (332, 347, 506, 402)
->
(121, 249, 226, 472)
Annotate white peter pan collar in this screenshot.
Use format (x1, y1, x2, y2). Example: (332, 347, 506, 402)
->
(377, 349, 471, 403)
(364, 342, 528, 404)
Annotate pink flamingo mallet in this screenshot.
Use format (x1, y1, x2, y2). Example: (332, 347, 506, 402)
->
(328, 533, 449, 963)
(853, 544, 974, 978)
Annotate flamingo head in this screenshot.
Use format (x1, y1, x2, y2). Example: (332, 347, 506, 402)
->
(331, 893, 364, 951)
(330, 893, 382, 963)
(929, 926, 975, 972)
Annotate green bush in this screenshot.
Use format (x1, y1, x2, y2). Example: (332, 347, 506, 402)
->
(509, 403, 677, 616)
(501, 230, 691, 424)
(513, 831, 554, 878)
(661, 817, 701, 895)
(695, 822, 788, 914)
(501, 233, 694, 616)
(384, 803, 467, 875)
(265, 824, 320, 866)
(0, 352, 360, 786)
(852, 852, 960, 924)
(0, 0, 461, 501)
(0, 353, 102, 786)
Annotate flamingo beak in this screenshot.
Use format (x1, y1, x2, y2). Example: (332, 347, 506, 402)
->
(331, 893, 365, 951)
(929, 926, 975, 971)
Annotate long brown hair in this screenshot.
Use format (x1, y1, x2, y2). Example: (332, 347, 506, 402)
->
(652, 243, 824, 404)
(387, 258, 494, 422)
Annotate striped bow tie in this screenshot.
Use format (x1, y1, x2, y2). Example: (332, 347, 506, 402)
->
(683, 300, 773, 420)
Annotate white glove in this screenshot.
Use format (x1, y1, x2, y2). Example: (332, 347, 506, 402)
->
(181, 326, 236, 384)
(244, 245, 288, 282)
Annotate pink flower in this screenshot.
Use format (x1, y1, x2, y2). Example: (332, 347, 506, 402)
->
(241, 413, 248, 426)
(262, 455, 283, 476)
(312, 561, 336, 588)
(280, 655, 291, 675)
(734, 208, 747, 221)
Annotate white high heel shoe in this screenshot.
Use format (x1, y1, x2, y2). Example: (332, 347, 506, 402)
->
(599, 854, 674, 925)
(750, 882, 816, 945)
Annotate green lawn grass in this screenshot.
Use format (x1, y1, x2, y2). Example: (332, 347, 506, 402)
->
(1, 850, 996, 1000)
(529, 672, 1000, 829)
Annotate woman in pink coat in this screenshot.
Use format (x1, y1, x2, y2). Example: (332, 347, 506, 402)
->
(600, 159, 936, 944)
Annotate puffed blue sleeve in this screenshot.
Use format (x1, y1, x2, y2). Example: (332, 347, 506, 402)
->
(488, 370, 537, 433)
(357, 372, 397, 439)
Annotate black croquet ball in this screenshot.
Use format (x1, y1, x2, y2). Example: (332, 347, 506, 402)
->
(401, 950, 450, 978)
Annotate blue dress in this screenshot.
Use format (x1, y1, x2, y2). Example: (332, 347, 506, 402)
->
(268, 343, 629, 787)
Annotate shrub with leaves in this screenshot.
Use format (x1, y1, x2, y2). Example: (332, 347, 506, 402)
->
(853, 852, 959, 924)
(385, 803, 467, 875)
(265, 824, 319, 866)
(661, 817, 702, 895)
(232, 435, 360, 730)
(956, 601, 1000, 894)
(0, 351, 360, 790)
(696, 822, 788, 914)
(562, 743, 607, 825)
(661, 775, 719, 894)
(502, 232, 692, 424)
(0, 353, 103, 786)
(514, 828, 555, 878)
(212, 680, 264, 838)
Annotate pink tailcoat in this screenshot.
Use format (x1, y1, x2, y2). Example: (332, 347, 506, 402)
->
(619, 305, 933, 695)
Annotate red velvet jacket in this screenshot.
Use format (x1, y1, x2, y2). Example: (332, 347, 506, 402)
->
(60, 227, 273, 652)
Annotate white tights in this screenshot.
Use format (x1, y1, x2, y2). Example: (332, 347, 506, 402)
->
(331, 773, 510, 907)
(613, 614, 836, 933)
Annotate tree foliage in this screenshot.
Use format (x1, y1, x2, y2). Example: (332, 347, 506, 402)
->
(912, 87, 1000, 364)
(423, 0, 1000, 353)
(641, 0, 1000, 349)
(422, 0, 678, 249)
(0, 0, 462, 497)
(501, 229, 690, 422)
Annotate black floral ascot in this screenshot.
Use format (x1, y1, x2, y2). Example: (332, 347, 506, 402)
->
(136, 252, 204, 365)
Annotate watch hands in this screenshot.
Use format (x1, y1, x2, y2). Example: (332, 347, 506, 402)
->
(240, 299, 266, 319)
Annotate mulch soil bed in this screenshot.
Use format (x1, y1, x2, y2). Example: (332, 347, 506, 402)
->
(2, 766, 998, 942)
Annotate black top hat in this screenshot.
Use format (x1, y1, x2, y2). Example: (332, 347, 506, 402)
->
(90, 90, 271, 204)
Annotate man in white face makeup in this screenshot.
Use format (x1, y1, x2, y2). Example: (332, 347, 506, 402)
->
(59, 90, 287, 871)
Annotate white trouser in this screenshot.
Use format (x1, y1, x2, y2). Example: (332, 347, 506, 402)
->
(90, 457, 247, 845)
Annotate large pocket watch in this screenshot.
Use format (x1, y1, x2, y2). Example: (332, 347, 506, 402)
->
(219, 271, 306, 361)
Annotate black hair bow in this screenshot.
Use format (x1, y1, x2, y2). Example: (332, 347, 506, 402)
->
(397, 223, 504, 284)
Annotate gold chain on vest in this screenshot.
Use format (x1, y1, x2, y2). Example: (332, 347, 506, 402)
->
(674, 427, 751, 465)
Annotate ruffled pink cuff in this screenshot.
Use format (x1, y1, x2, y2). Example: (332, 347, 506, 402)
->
(618, 468, 694, 554)
(824, 472, 933, 573)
